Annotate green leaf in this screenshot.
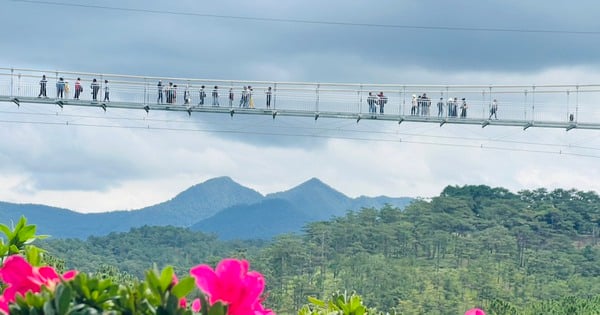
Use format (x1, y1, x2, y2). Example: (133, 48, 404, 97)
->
(308, 296, 325, 307)
(166, 294, 180, 313)
(54, 284, 72, 315)
(171, 277, 195, 298)
(17, 225, 36, 243)
(159, 266, 175, 292)
(43, 300, 56, 315)
(0, 223, 12, 239)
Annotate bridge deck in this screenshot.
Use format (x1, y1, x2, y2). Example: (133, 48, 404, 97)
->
(2, 67, 600, 131)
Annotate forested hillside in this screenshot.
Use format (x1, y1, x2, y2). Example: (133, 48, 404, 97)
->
(41, 185, 600, 314)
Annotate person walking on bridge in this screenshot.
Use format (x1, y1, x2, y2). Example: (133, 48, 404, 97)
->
(212, 86, 219, 106)
(157, 80, 163, 104)
(460, 98, 468, 118)
(74, 78, 82, 99)
(38, 75, 47, 98)
(199, 85, 206, 105)
(239, 86, 247, 107)
(489, 99, 498, 120)
(103, 80, 110, 102)
(56, 77, 65, 99)
(91, 78, 100, 101)
(378, 92, 387, 114)
(437, 97, 444, 117)
(265, 86, 272, 108)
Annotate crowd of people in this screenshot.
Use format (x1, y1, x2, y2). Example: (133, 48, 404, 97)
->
(409, 93, 499, 119)
(37, 75, 108, 102)
(156, 81, 275, 110)
(34, 75, 512, 120)
(367, 92, 388, 114)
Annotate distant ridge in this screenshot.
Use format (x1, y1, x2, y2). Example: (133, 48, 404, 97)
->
(0, 177, 412, 239)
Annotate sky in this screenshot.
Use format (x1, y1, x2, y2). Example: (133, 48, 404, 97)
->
(2, 0, 600, 213)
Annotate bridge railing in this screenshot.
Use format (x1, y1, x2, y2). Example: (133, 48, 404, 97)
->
(1, 67, 599, 125)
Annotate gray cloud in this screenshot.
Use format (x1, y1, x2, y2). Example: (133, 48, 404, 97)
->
(2, 0, 600, 209)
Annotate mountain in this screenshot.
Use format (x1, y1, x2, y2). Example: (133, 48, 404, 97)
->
(191, 178, 414, 239)
(265, 178, 352, 220)
(0, 202, 89, 239)
(98, 176, 264, 228)
(0, 177, 413, 239)
(190, 199, 311, 240)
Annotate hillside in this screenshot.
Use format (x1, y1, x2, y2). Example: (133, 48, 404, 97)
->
(190, 198, 312, 240)
(39, 184, 600, 314)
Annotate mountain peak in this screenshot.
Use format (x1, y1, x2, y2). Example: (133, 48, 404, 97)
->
(297, 177, 330, 188)
(201, 176, 236, 185)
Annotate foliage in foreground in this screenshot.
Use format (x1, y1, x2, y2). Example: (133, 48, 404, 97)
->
(0, 216, 271, 315)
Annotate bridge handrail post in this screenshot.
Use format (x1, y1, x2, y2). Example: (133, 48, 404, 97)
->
(358, 84, 363, 114)
(10, 68, 14, 97)
(532, 85, 536, 123)
(315, 83, 320, 112)
(575, 85, 579, 122)
(481, 89, 485, 120)
(523, 89, 528, 121)
(446, 86, 449, 118)
(566, 89, 570, 120)
(273, 82, 277, 110)
(402, 86, 406, 116)
(144, 78, 148, 106)
(489, 86, 492, 119)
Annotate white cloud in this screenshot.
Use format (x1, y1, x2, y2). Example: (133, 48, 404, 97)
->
(2, 1, 600, 213)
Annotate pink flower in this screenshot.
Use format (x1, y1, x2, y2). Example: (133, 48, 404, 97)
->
(191, 298, 202, 312)
(0, 255, 77, 314)
(465, 308, 486, 315)
(190, 259, 274, 315)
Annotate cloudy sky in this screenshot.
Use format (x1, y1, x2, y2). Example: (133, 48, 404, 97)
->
(2, 0, 600, 213)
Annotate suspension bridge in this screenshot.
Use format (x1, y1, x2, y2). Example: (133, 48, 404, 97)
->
(1, 67, 599, 131)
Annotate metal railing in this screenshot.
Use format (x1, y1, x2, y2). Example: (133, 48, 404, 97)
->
(1, 67, 600, 128)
